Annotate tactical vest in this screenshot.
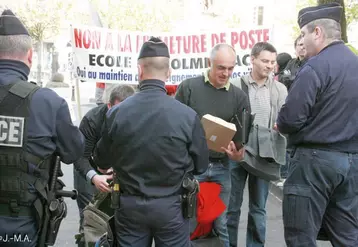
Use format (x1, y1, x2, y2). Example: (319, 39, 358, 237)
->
(0, 81, 52, 221)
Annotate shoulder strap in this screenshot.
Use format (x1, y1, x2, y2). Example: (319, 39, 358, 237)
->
(240, 77, 249, 96)
(267, 78, 280, 128)
(9, 81, 40, 98)
(0, 84, 12, 104)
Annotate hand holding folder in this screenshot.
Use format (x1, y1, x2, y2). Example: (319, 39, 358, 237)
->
(230, 108, 255, 148)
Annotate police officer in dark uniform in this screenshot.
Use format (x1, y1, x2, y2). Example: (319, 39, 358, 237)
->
(277, 3, 358, 246)
(73, 85, 135, 246)
(94, 37, 209, 247)
(0, 10, 84, 247)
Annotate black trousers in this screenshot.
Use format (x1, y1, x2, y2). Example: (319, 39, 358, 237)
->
(283, 148, 358, 247)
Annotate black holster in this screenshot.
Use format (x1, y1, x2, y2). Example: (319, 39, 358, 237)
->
(45, 197, 68, 245)
(181, 177, 199, 219)
(111, 174, 120, 209)
(39, 156, 77, 247)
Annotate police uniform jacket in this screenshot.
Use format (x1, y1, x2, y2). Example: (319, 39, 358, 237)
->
(277, 41, 358, 153)
(94, 79, 209, 198)
(0, 59, 84, 215)
(0, 60, 84, 163)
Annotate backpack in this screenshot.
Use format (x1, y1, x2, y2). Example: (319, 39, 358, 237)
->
(82, 191, 114, 247)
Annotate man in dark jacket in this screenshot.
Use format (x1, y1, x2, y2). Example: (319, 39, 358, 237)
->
(0, 10, 84, 247)
(94, 37, 209, 247)
(277, 3, 358, 246)
(73, 84, 135, 245)
(280, 35, 306, 90)
(275, 52, 292, 82)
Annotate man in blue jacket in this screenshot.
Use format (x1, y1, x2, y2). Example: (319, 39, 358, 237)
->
(277, 3, 358, 246)
(0, 10, 84, 247)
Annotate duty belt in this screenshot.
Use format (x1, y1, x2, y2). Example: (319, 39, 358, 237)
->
(0, 203, 34, 217)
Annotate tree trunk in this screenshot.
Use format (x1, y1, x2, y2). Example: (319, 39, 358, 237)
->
(317, 0, 348, 42)
(51, 51, 60, 76)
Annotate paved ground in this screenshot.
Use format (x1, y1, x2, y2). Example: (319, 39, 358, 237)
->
(55, 165, 332, 247)
(54, 84, 332, 246)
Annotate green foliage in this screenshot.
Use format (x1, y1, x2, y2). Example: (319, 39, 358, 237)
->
(89, 0, 184, 32)
(345, 0, 358, 26)
(284, 0, 316, 39)
(89, 0, 240, 32)
(289, 0, 358, 41)
(346, 43, 358, 54)
(15, 0, 72, 42)
(225, 15, 241, 28)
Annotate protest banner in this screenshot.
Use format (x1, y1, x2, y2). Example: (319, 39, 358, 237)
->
(70, 25, 272, 85)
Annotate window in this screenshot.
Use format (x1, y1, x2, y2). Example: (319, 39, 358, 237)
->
(253, 6, 264, 26)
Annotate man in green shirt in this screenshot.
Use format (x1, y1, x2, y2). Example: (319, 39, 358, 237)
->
(175, 43, 250, 247)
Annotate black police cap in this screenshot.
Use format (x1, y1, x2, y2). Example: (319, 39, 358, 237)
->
(298, 3, 342, 29)
(138, 37, 170, 60)
(0, 9, 29, 36)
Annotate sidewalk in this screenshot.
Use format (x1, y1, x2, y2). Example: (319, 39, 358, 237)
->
(269, 180, 284, 201)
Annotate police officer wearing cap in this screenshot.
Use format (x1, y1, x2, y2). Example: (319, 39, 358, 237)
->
(94, 37, 209, 246)
(0, 10, 84, 247)
(277, 3, 358, 246)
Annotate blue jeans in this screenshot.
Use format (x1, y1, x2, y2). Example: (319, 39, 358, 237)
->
(195, 161, 231, 247)
(73, 168, 96, 232)
(283, 148, 358, 247)
(227, 160, 269, 247)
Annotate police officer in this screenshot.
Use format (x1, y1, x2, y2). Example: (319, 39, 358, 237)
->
(277, 3, 358, 246)
(74, 85, 135, 245)
(94, 37, 209, 246)
(0, 10, 84, 247)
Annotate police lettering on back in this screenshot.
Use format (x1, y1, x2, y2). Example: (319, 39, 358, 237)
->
(0, 115, 24, 147)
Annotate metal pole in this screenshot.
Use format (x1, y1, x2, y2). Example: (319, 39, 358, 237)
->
(75, 78, 82, 120)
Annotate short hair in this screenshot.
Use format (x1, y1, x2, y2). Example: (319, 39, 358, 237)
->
(277, 52, 292, 70)
(0, 35, 32, 59)
(109, 85, 135, 105)
(294, 35, 303, 48)
(138, 57, 170, 76)
(210, 43, 236, 61)
(306, 18, 341, 41)
(251, 42, 277, 57)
